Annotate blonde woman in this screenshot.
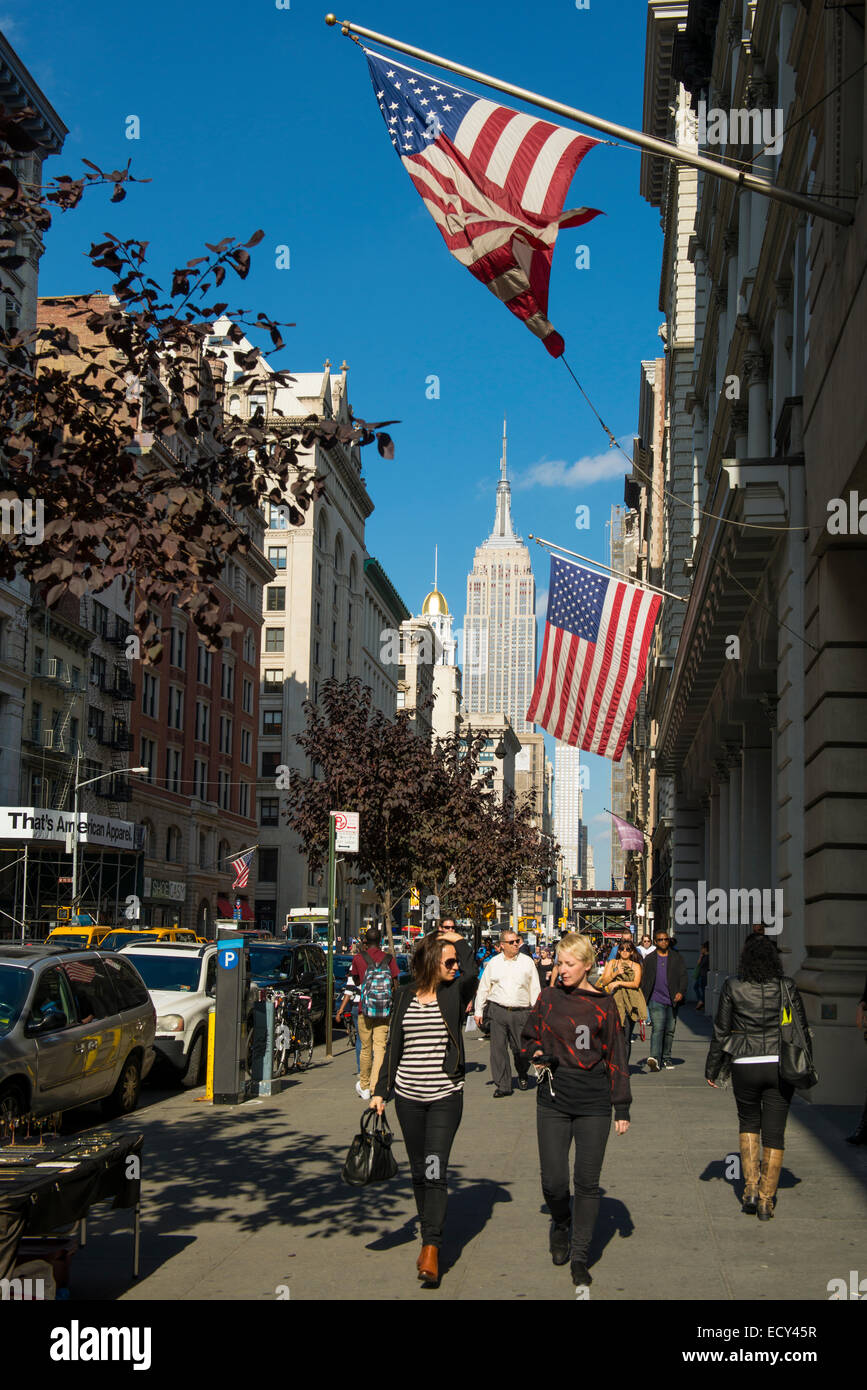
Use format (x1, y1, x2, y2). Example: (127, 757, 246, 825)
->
(521, 933, 631, 1288)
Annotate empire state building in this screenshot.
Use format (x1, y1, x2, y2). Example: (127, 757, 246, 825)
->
(463, 423, 537, 735)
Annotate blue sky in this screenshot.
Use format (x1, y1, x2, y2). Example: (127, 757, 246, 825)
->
(5, 0, 665, 889)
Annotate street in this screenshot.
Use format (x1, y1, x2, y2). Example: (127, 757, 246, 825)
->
(63, 1009, 866, 1302)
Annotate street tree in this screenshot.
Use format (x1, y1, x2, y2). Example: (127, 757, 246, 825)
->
(0, 114, 396, 652)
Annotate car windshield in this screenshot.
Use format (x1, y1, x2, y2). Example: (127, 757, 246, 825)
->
(100, 933, 155, 951)
(123, 954, 201, 992)
(49, 933, 91, 947)
(248, 947, 293, 980)
(0, 965, 32, 1037)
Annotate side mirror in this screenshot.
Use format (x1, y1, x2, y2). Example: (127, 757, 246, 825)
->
(27, 1004, 66, 1034)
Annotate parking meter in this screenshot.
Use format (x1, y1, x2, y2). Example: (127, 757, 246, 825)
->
(213, 922, 250, 1105)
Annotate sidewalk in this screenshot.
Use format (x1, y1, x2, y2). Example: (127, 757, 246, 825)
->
(70, 1008, 866, 1301)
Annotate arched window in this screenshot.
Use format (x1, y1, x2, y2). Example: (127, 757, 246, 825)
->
(141, 819, 155, 855)
(334, 532, 344, 575)
(317, 514, 328, 552)
(243, 628, 255, 664)
(228, 395, 241, 416)
(349, 556, 358, 594)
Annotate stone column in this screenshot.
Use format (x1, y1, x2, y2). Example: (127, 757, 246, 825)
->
(744, 345, 770, 457)
(740, 729, 773, 923)
(731, 404, 749, 460)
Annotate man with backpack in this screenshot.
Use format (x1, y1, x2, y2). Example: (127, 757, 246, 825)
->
(351, 927, 400, 1099)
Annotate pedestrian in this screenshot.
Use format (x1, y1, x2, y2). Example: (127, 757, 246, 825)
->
(518, 937, 534, 959)
(369, 924, 477, 1286)
(520, 931, 630, 1288)
(474, 928, 541, 1096)
(640, 929, 688, 1071)
(595, 940, 646, 1064)
(637, 935, 655, 958)
(705, 934, 813, 1218)
(845, 973, 867, 1145)
(693, 941, 710, 1010)
(336, 975, 363, 1075)
(537, 946, 557, 989)
(350, 926, 399, 1100)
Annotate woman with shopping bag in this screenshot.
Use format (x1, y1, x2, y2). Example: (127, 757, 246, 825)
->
(595, 940, 646, 1064)
(369, 923, 477, 1286)
(705, 933, 816, 1220)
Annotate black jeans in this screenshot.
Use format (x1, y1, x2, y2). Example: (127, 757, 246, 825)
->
(731, 1061, 793, 1148)
(536, 1105, 611, 1264)
(394, 1091, 463, 1247)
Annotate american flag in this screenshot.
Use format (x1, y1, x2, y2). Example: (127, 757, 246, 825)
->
(364, 49, 601, 357)
(230, 849, 255, 889)
(527, 557, 660, 761)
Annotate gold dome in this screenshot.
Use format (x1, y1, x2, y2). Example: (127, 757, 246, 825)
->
(422, 588, 449, 616)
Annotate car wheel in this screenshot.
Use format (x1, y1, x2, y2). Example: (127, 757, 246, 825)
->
(0, 1082, 26, 1127)
(180, 1031, 204, 1090)
(102, 1055, 141, 1117)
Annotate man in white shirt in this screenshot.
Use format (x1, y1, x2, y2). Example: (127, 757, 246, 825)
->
(475, 929, 541, 1097)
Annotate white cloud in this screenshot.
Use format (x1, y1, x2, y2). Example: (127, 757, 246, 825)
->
(0, 16, 19, 37)
(535, 588, 548, 626)
(515, 439, 633, 490)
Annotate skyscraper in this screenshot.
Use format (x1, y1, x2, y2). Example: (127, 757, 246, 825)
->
(554, 742, 584, 880)
(463, 423, 536, 734)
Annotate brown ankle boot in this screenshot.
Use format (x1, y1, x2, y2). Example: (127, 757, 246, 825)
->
(739, 1133, 760, 1213)
(757, 1147, 783, 1220)
(417, 1245, 439, 1282)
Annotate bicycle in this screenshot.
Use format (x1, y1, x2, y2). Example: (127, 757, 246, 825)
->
(336, 1001, 358, 1051)
(282, 989, 314, 1072)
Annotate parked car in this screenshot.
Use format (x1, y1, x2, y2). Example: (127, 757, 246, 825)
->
(0, 944, 156, 1123)
(246, 941, 328, 1038)
(97, 927, 201, 952)
(118, 943, 217, 1088)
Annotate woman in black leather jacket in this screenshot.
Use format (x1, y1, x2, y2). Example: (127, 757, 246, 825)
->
(705, 935, 811, 1220)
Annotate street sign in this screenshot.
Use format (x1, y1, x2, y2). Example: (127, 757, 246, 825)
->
(332, 811, 359, 853)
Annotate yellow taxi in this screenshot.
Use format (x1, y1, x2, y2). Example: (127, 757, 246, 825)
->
(45, 923, 113, 949)
(95, 926, 203, 951)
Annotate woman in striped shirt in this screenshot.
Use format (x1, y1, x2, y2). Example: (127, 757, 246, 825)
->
(370, 925, 477, 1286)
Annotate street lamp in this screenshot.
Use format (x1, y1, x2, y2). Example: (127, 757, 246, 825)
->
(70, 760, 149, 920)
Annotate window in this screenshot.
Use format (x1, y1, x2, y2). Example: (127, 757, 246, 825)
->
(28, 967, 74, 1030)
(314, 641, 320, 667)
(103, 956, 150, 1010)
(269, 503, 288, 530)
(243, 629, 255, 664)
(262, 709, 282, 735)
(193, 759, 208, 801)
(263, 669, 282, 694)
(92, 602, 109, 637)
(240, 728, 252, 764)
(198, 831, 208, 868)
(196, 643, 212, 685)
(265, 628, 284, 653)
(166, 748, 181, 794)
(219, 715, 233, 754)
(268, 547, 287, 570)
(316, 562, 322, 587)
(167, 686, 183, 730)
(239, 781, 250, 817)
(166, 825, 182, 862)
(220, 660, 235, 700)
(266, 587, 286, 612)
(315, 601, 321, 627)
(249, 391, 266, 417)
(242, 678, 253, 714)
(140, 736, 156, 782)
(195, 702, 210, 743)
(218, 769, 232, 811)
(90, 653, 106, 687)
(259, 848, 278, 881)
(169, 627, 186, 669)
(261, 750, 280, 778)
(260, 797, 279, 826)
(87, 706, 104, 741)
(332, 620, 337, 644)
(60, 958, 118, 1022)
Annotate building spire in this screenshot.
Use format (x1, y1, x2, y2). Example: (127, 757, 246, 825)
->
(492, 416, 515, 539)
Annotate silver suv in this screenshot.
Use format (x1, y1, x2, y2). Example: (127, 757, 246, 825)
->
(0, 944, 156, 1123)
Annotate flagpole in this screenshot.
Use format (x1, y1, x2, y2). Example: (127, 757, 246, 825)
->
(324, 16, 853, 228)
(528, 534, 687, 603)
(604, 808, 651, 841)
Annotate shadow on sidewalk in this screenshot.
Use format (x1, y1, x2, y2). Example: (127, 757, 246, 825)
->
(438, 1177, 513, 1275)
(588, 1194, 635, 1268)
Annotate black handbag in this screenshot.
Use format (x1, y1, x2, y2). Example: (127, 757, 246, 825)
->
(779, 979, 819, 1089)
(341, 1109, 399, 1186)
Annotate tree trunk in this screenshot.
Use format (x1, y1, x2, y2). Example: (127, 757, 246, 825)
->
(382, 886, 396, 956)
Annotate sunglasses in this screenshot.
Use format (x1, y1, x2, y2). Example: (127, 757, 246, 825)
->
(442, 956, 459, 968)
(503, 939, 520, 945)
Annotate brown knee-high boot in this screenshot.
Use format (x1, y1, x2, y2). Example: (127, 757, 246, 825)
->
(739, 1133, 760, 1213)
(757, 1147, 784, 1220)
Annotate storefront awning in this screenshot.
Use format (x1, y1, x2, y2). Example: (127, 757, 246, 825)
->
(217, 897, 233, 917)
